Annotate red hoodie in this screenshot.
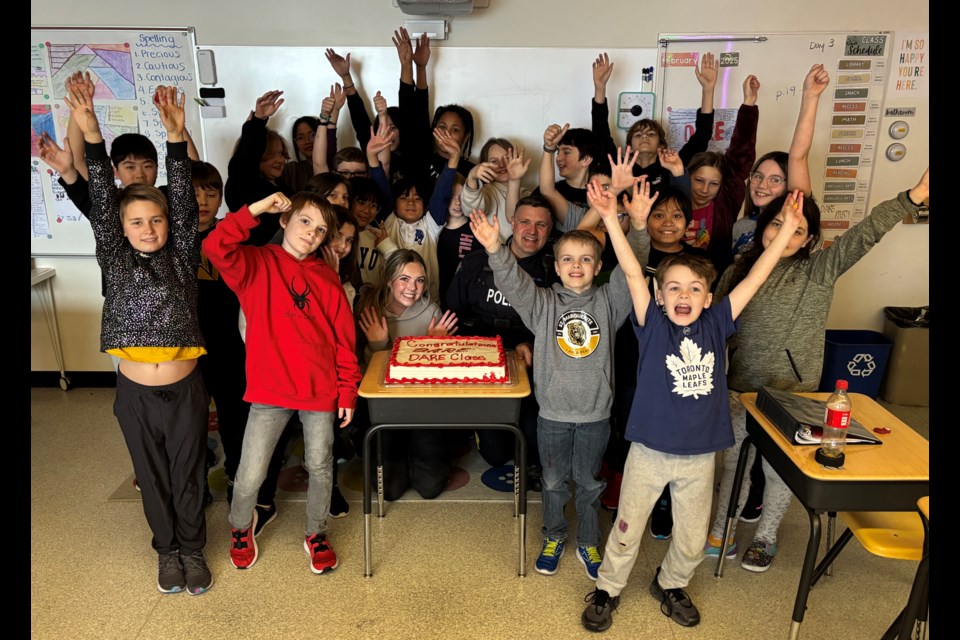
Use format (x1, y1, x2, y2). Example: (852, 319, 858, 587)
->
(202, 206, 360, 411)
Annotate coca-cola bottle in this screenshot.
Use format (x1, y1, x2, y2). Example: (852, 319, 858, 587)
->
(816, 379, 851, 467)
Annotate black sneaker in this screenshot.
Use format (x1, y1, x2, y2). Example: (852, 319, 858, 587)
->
(180, 549, 213, 595)
(157, 552, 185, 594)
(254, 502, 278, 536)
(649, 488, 673, 540)
(526, 463, 543, 493)
(330, 484, 349, 518)
(649, 567, 700, 627)
(581, 588, 620, 632)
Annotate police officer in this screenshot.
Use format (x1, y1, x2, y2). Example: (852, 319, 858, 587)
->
(446, 195, 560, 491)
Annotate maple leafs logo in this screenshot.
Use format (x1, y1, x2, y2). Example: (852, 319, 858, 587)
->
(666, 337, 715, 399)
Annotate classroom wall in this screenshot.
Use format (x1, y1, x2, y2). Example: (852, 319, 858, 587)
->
(31, 0, 929, 373)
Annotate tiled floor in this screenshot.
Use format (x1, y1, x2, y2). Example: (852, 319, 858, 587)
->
(31, 387, 928, 639)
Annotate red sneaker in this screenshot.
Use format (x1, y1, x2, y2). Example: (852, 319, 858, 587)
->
(229, 510, 258, 570)
(304, 533, 338, 574)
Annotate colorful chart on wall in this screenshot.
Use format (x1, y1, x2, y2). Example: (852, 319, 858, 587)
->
(31, 27, 203, 256)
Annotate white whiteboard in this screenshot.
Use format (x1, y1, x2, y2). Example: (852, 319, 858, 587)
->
(31, 27, 204, 256)
(654, 31, 895, 240)
(200, 45, 657, 217)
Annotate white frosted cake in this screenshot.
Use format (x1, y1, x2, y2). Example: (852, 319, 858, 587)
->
(385, 336, 509, 384)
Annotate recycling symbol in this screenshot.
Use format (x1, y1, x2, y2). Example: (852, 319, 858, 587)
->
(846, 353, 877, 377)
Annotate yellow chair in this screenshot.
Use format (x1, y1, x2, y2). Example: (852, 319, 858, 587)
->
(811, 506, 927, 639)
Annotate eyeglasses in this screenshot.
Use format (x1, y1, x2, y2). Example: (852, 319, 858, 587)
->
(338, 170, 368, 179)
(749, 171, 785, 186)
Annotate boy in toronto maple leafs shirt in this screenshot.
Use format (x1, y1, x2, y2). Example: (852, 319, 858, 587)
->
(579, 181, 805, 632)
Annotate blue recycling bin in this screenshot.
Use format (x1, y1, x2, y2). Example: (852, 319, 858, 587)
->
(818, 330, 893, 398)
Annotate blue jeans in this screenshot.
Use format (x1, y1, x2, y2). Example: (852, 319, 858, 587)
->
(537, 416, 609, 547)
(229, 404, 334, 536)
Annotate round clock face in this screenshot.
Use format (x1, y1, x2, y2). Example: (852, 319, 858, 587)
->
(618, 92, 655, 129)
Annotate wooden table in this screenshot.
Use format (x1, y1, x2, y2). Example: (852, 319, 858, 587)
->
(715, 392, 929, 640)
(31, 267, 70, 390)
(357, 349, 532, 577)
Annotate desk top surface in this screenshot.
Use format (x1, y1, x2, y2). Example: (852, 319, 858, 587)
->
(741, 392, 928, 483)
(359, 349, 531, 399)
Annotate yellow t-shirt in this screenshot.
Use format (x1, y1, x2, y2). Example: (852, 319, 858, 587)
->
(106, 346, 206, 363)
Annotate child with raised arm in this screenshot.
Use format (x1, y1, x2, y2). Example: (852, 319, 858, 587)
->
(704, 168, 929, 572)
(579, 178, 805, 632)
(69, 82, 212, 596)
(591, 51, 717, 193)
(202, 190, 361, 575)
(468, 186, 634, 582)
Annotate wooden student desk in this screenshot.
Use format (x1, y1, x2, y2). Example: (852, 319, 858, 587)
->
(715, 392, 929, 640)
(357, 349, 532, 578)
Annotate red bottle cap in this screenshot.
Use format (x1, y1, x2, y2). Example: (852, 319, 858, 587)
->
(835, 380, 848, 390)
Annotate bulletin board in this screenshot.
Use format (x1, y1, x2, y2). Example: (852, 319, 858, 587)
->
(654, 31, 895, 239)
(31, 27, 204, 256)
(198, 44, 658, 218)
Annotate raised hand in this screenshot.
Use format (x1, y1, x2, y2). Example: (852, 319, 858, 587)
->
(412, 32, 431, 67)
(153, 85, 185, 137)
(910, 167, 929, 205)
(622, 176, 655, 229)
(373, 90, 388, 115)
(331, 83, 346, 113)
(325, 48, 352, 78)
(468, 208, 501, 252)
(64, 73, 101, 138)
(427, 310, 458, 337)
(778, 190, 805, 234)
(69, 70, 96, 97)
(803, 64, 830, 98)
(392, 28, 413, 66)
(370, 220, 389, 246)
(37, 133, 75, 177)
(695, 52, 718, 90)
(543, 123, 569, 150)
(358, 306, 389, 344)
(254, 90, 284, 119)
(249, 192, 292, 217)
(471, 162, 499, 185)
(506, 146, 531, 181)
(657, 147, 684, 177)
(321, 244, 340, 272)
(368, 120, 397, 157)
(592, 52, 614, 89)
(433, 127, 461, 161)
(743, 74, 761, 106)
(587, 178, 618, 224)
(609, 146, 640, 193)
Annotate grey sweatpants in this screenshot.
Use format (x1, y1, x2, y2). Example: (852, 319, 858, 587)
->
(595, 441, 714, 596)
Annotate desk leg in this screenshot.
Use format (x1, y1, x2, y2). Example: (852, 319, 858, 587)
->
(34, 280, 69, 390)
(360, 422, 527, 578)
(515, 428, 527, 577)
(787, 507, 822, 640)
(716, 435, 752, 578)
(377, 430, 385, 518)
(362, 427, 376, 578)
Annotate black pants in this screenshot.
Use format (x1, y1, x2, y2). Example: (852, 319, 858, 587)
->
(381, 429, 451, 501)
(114, 366, 209, 554)
(198, 350, 289, 506)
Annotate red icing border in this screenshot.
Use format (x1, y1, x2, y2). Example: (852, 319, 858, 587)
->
(385, 335, 508, 384)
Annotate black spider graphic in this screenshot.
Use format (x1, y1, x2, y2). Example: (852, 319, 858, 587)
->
(287, 277, 311, 311)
